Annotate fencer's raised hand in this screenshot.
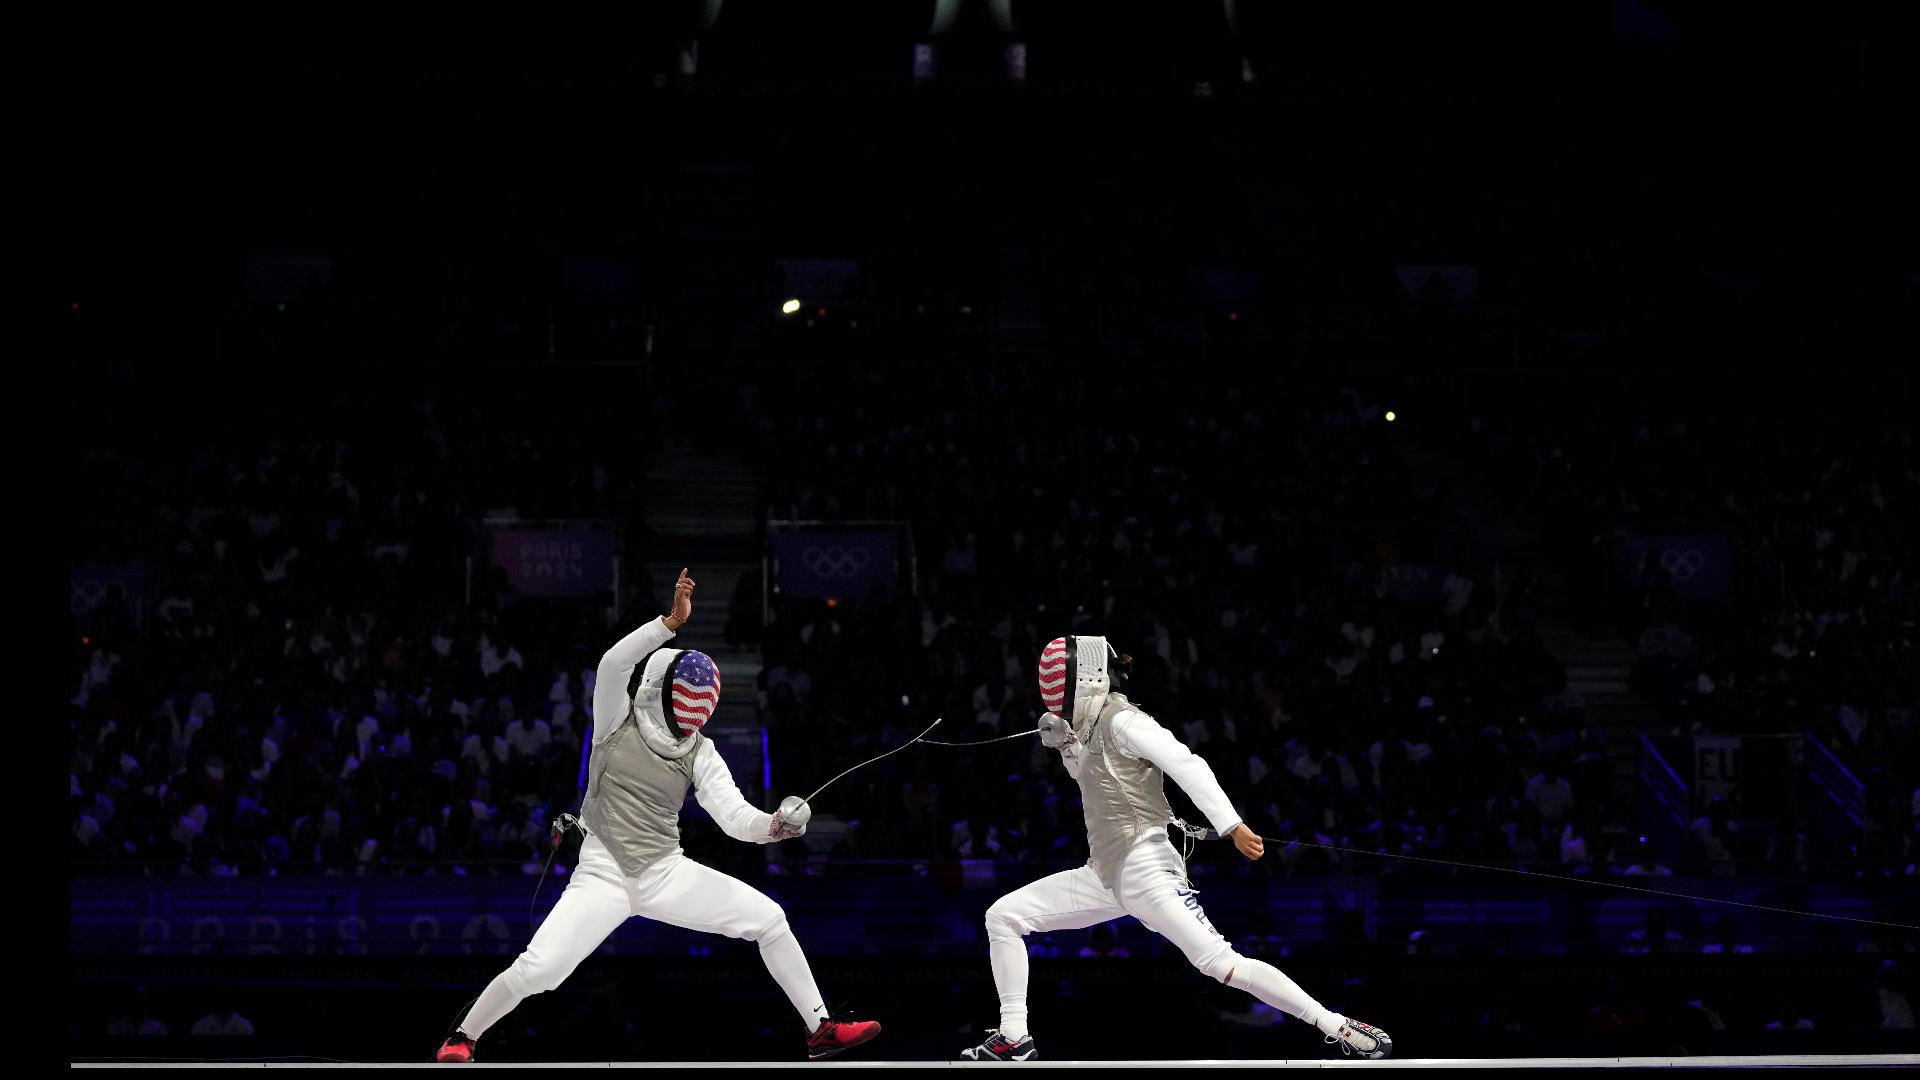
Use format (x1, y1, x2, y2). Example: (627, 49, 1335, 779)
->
(1229, 824, 1265, 861)
(1037, 711, 1075, 749)
(664, 567, 696, 631)
(768, 795, 811, 841)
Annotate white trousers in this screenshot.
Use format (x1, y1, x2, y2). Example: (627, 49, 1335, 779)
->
(983, 835, 1340, 1041)
(461, 835, 827, 1038)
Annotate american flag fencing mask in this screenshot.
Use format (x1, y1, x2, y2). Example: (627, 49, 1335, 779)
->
(666, 650, 722, 738)
(1038, 635, 1123, 721)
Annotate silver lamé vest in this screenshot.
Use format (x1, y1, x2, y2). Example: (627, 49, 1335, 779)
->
(579, 710, 703, 879)
(1073, 692, 1177, 890)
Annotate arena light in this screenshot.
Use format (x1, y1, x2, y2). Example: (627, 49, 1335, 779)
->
(1385, 411, 1397, 422)
(781, 299, 802, 315)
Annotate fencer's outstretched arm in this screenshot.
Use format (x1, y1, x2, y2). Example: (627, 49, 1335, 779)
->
(1109, 710, 1245, 840)
(591, 568, 695, 736)
(691, 741, 780, 843)
(591, 617, 675, 729)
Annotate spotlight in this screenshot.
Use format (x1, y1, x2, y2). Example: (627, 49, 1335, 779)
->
(781, 299, 802, 315)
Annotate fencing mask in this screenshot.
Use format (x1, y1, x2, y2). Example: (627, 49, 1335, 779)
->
(1038, 635, 1128, 725)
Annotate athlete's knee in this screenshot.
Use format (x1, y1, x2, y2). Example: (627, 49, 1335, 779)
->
(505, 947, 569, 996)
(1195, 943, 1244, 985)
(738, 896, 788, 943)
(744, 907, 783, 941)
(984, 897, 1028, 941)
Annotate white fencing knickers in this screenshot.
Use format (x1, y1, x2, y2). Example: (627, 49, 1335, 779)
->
(981, 834, 1349, 1042)
(460, 834, 828, 1038)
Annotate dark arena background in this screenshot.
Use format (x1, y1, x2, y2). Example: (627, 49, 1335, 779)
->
(63, 1, 1917, 1069)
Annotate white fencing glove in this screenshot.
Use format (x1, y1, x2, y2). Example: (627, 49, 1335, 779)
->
(1038, 711, 1074, 749)
(768, 795, 811, 840)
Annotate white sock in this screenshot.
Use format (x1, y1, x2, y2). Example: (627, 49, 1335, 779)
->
(759, 922, 829, 1032)
(988, 932, 1030, 1042)
(1226, 956, 1344, 1035)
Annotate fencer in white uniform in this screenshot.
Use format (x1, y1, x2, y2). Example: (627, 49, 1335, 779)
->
(435, 569, 880, 1062)
(960, 635, 1392, 1061)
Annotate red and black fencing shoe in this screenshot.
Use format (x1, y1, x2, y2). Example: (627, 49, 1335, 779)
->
(434, 1033, 477, 1063)
(807, 1017, 882, 1061)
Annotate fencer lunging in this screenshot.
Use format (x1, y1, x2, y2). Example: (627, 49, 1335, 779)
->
(435, 569, 880, 1063)
(960, 635, 1392, 1061)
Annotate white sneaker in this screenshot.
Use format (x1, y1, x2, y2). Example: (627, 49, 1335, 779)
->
(959, 1029, 1038, 1061)
(1325, 1017, 1393, 1059)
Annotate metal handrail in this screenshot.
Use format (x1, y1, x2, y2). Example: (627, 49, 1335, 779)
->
(1802, 732, 1866, 827)
(1638, 732, 1690, 828)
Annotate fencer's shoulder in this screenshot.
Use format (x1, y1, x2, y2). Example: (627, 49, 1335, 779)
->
(686, 733, 718, 768)
(1105, 703, 1169, 747)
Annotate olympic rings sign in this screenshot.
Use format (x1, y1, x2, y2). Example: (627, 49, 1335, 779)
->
(772, 531, 899, 598)
(1659, 548, 1707, 582)
(71, 564, 148, 616)
(801, 546, 873, 578)
(1618, 535, 1728, 599)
